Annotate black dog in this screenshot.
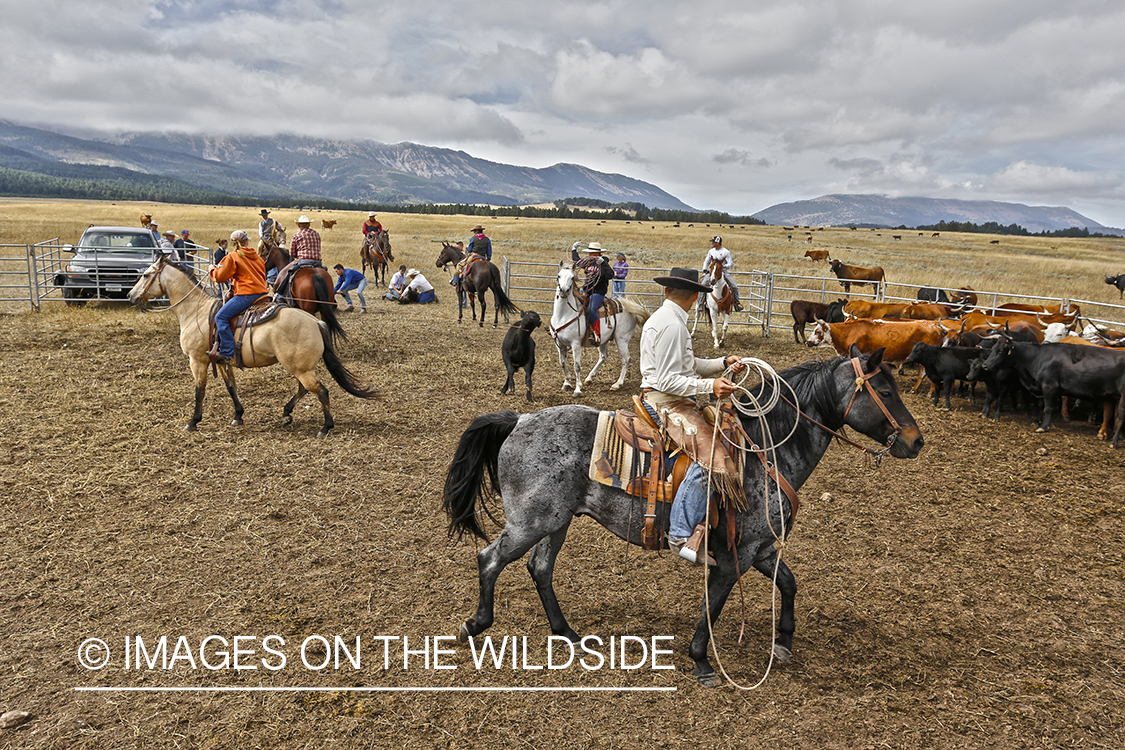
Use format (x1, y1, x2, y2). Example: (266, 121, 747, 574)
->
(501, 310, 541, 401)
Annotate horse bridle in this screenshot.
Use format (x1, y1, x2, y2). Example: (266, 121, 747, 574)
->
(778, 356, 903, 463)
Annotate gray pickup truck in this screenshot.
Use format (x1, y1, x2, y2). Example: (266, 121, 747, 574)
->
(54, 226, 160, 305)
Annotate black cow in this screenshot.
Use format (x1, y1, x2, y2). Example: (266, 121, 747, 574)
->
(978, 339, 1125, 445)
(1105, 274, 1125, 298)
(500, 310, 541, 401)
(966, 339, 1031, 420)
(916, 287, 950, 303)
(905, 342, 984, 410)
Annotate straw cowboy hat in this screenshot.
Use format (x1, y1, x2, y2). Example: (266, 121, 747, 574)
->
(652, 267, 712, 293)
(297, 215, 311, 225)
(406, 268, 420, 277)
(585, 242, 605, 254)
(368, 211, 377, 218)
(471, 224, 485, 233)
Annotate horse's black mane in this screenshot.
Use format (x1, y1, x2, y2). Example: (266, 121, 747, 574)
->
(737, 356, 846, 456)
(159, 254, 219, 297)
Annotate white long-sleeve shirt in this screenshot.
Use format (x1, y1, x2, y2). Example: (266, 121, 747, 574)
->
(703, 245, 732, 271)
(639, 299, 726, 397)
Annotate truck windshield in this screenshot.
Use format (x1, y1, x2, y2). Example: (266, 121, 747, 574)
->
(79, 233, 156, 251)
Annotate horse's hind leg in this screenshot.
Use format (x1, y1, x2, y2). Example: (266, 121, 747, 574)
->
(527, 522, 580, 642)
(215, 361, 245, 426)
(460, 526, 546, 641)
(297, 373, 334, 439)
(282, 382, 309, 426)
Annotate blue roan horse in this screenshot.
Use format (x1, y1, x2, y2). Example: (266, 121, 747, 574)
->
(443, 347, 924, 685)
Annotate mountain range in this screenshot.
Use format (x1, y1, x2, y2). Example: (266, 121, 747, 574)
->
(751, 193, 1121, 235)
(0, 120, 694, 210)
(0, 120, 1118, 234)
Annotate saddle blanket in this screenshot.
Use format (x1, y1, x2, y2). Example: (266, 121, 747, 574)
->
(588, 410, 651, 495)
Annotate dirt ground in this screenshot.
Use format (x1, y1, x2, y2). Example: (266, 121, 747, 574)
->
(1, 291, 1123, 749)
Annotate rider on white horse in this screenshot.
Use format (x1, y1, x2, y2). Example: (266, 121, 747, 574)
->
(573, 242, 613, 343)
(701, 236, 743, 312)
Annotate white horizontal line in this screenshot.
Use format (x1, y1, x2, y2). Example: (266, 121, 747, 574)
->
(75, 686, 676, 693)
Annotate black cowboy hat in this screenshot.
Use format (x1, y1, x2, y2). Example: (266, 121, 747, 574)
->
(260, 209, 270, 216)
(652, 267, 712, 293)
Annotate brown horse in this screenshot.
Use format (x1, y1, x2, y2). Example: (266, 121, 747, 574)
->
(436, 242, 519, 328)
(259, 243, 346, 344)
(360, 230, 393, 287)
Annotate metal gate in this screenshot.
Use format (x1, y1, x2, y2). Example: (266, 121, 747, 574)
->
(502, 258, 770, 334)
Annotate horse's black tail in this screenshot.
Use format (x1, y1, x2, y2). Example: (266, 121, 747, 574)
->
(443, 410, 520, 542)
(319, 325, 378, 399)
(312, 272, 348, 345)
(488, 266, 520, 319)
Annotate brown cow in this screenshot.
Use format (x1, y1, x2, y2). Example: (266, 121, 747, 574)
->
(805, 318, 952, 362)
(790, 298, 847, 343)
(322, 219, 337, 229)
(902, 302, 955, 320)
(950, 287, 977, 309)
(804, 249, 830, 261)
(843, 300, 909, 319)
(829, 260, 885, 297)
(990, 302, 1077, 317)
(957, 313, 1047, 342)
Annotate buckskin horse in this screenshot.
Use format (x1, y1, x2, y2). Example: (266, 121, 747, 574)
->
(442, 347, 923, 685)
(127, 254, 377, 438)
(435, 242, 519, 328)
(259, 242, 345, 344)
(360, 230, 393, 287)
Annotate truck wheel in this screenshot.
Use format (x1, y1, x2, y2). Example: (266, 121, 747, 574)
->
(63, 288, 87, 307)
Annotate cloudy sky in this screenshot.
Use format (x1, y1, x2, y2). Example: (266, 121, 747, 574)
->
(3, 0, 1123, 224)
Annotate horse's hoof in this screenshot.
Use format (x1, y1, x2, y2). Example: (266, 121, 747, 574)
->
(184, 423, 198, 432)
(458, 622, 472, 644)
(695, 671, 720, 688)
(772, 644, 792, 664)
(316, 430, 329, 439)
(231, 418, 243, 426)
(1035, 427, 1047, 433)
(282, 416, 293, 426)
(609, 384, 621, 391)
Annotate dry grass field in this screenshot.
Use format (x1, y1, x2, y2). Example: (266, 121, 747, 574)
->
(1, 199, 1124, 749)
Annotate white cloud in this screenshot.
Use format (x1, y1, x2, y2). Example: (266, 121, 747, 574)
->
(0, 0, 1122, 223)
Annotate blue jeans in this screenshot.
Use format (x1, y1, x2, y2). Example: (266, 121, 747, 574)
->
(612, 280, 625, 297)
(338, 277, 368, 308)
(587, 292, 605, 324)
(417, 289, 437, 304)
(669, 463, 707, 540)
(266, 268, 278, 286)
(215, 294, 261, 357)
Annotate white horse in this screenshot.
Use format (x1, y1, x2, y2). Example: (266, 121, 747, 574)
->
(691, 257, 733, 348)
(550, 260, 649, 396)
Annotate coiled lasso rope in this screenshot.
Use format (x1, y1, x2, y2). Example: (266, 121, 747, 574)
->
(700, 356, 802, 690)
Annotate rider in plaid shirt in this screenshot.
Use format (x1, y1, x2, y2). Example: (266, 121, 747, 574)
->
(290, 216, 322, 262)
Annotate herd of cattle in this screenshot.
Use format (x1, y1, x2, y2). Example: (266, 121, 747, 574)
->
(789, 282, 1125, 447)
